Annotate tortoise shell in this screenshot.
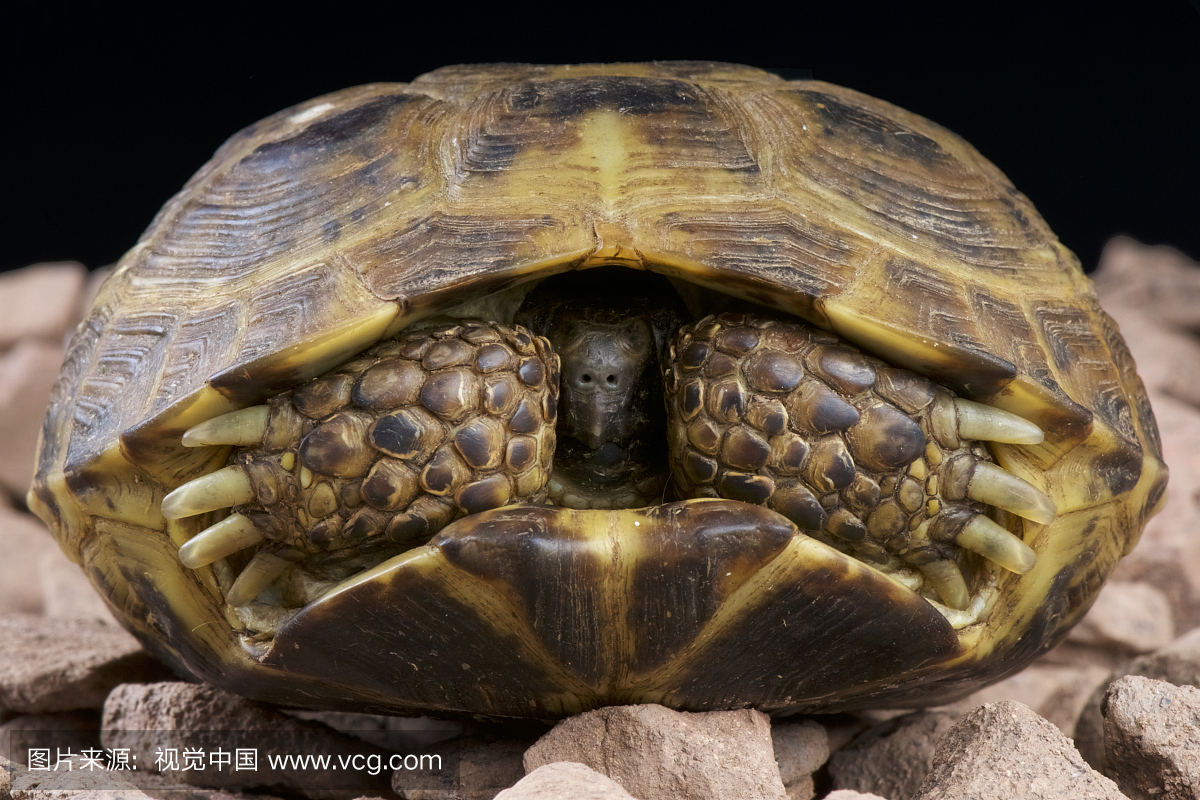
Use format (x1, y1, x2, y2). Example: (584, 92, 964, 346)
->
(29, 62, 1167, 718)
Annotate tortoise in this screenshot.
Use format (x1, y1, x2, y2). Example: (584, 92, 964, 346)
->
(29, 62, 1167, 719)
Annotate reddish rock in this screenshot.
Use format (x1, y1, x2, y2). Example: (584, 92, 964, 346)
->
(1068, 581, 1175, 655)
(909, 701, 1127, 800)
(936, 661, 1110, 736)
(0, 509, 58, 615)
(1076, 626, 1200, 770)
(495, 762, 636, 800)
(392, 730, 540, 800)
(771, 718, 828, 800)
(524, 704, 786, 800)
(0, 711, 101, 767)
(0, 615, 169, 715)
(1092, 238, 1200, 634)
(0, 262, 86, 349)
(1102, 675, 1200, 799)
(828, 711, 957, 800)
(0, 341, 65, 497)
(35, 549, 115, 623)
(101, 682, 393, 795)
(1092, 237, 1200, 330)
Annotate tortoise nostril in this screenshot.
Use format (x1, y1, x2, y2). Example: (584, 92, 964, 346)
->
(581, 374, 592, 384)
(606, 375, 617, 386)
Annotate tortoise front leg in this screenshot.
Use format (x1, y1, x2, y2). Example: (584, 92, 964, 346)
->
(664, 313, 1052, 610)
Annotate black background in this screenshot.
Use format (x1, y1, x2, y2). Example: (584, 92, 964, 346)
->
(6, 3, 1199, 275)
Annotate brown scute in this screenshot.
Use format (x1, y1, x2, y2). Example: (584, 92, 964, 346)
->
(713, 325, 761, 355)
(353, 358, 424, 409)
(846, 402, 926, 472)
(518, 357, 545, 387)
(717, 471, 776, 504)
(744, 395, 788, 436)
(770, 434, 810, 474)
(808, 345, 876, 394)
(770, 484, 826, 530)
(298, 411, 375, 478)
(421, 445, 470, 495)
(720, 427, 772, 471)
(803, 437, 856, 492)
(292, 374, 355, 419)
(455, 474, 513, 514)
(454, 416, 506, 469)
(505, 435, 538, 473)
(789, 383, 860, 434)
(222, 320, 556, 558)
(361, 459, 421, 510)
(419, 368, 479, 423)
(744, 349, 805, 393)
(476, 342, 516, 373)
(369, 406, 443, 461)
(484, 372, 520, 415)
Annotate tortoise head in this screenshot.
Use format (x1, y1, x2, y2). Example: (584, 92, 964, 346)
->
(29, 63, 1167, 718)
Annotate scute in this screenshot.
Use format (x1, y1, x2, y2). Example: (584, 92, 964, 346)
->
(29, 62, 1167, 718)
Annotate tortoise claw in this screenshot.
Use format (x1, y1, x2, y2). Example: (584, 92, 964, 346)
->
(162, 466, 255, 519)
(953, 399, 1044, 445)
(227, 550, 293, 606)
(178, 513, 265, 569)
(182, 406, 271, 447)
(966, 462, 1056, 525)
(956, 514, 1037, 574)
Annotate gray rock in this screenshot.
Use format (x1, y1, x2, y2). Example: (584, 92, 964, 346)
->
(101, 682, 392, 796)
(3, 749, 153, 800)
(0, 615, 169, 715)
(524, 704, 787, 800)
(1076, 627, 1200, 771)
(910, 701, 1127, 800)
(494, 762, 636, 800)
(285, 709, 462, 753)
(0, 712, 101, 767)
(392, 730, 540, 800)
(829, 711, 957, 800)
(772, 718, 828, 800)
(825, 791, 892, 800)
(1103, 675, 1200, 799)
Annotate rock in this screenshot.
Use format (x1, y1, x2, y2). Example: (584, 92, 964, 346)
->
(101, 682, 393, 796)
(494, 762, 636, 800)
(935, 661, 1111, 736)
(0, 341, 65, 497)
(36, 549, 115, 623)
(909, 701, 1127, 800)
(1102, 675, 1200, 799)
(524, 704, 787, 800)
(1076, 626, 1200, 770)
(1092, 237, 1200, 331)
(828, 711, 957, 800)
(1068, 581, 1176, 655)
(0, 711, 101, 767)
(772, 718, 828, 800)
(1092, 238, 1200, 634)
(0, 615, 170, 715)
(0, 263, 86, 350)
(3, 750, 154, 800)
(392, 730, 540, 800)
(825, 792, 892, 800)
(0, 509, 59, 615)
